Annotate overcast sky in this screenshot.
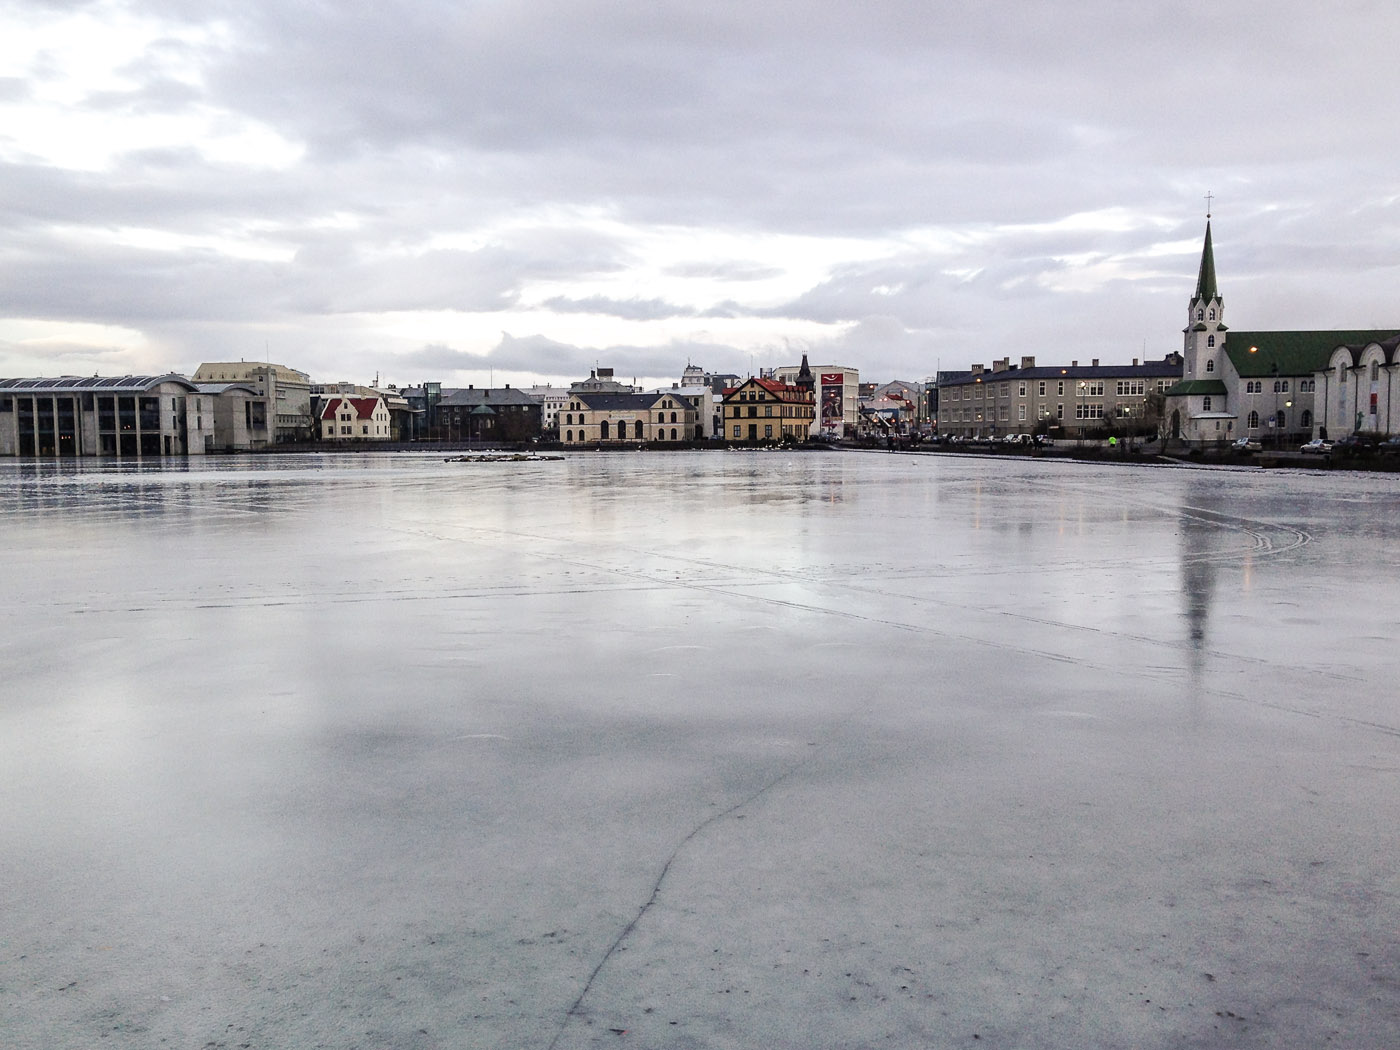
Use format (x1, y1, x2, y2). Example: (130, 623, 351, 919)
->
(4, 1, 1399, 389)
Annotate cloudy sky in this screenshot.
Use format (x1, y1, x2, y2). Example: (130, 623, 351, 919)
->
(3, 1, 1399, 389)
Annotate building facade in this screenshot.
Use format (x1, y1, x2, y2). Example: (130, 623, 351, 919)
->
(937, 356, 1181, 440)
(1164, 220, 1400, 447)
(720, 377, 816, 443)
(319, 395, 392, 442)
(192, 362, 313, 443)
(772, 364, 858, 437)
(436, 387, 543, 443)
(560, 391, 698, 445)
(0, 375, 218, 457)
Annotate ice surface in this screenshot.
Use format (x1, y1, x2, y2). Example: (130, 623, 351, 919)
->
(2, 451, 1398, 1049)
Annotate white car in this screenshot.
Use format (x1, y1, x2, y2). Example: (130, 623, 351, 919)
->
(1300, 438, 1334, 454)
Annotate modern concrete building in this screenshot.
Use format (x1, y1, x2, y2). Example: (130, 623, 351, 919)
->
(0, 375, 217, 457)
(195, 382, 269, 451)
(772, 363, 858, 437)
(560, 391, 697, 445)
(720, 377, 816, 443)
(192, 362, 314, 443)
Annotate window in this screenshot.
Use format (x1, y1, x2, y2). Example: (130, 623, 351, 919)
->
(1276, 410, 1286, 428)
(1280, 380, 1289, 392)
(635, 420, 644, 439)
(1056, 404, 1064, 419)
(1202, 396, 1213, 411)
(1116, 380, 1145, 396)
(1209, 308, 1216, 320)
(1018, 382, 1026, 396)
(1074, 403, 1104, 420)
(1247, 411, 1259, 428)
(1000, 384, 1009, 398)
(1197, 309, 1204, 320)
(764, 425, 773, 438)
(341, 425, 350, 435)
(1057, 381, 1064, 395)
(566, 430, 573, 442)
(1339, 366, 1348, 384)
(1079, 381, 1104, 396)
(1301, 409, 1312, 428)
(601, 421, 610, 439)
(1018, 405, 1026, 421)
(732, 424, 741, 438)
(1207, 335, 1215, 347)
(999, 406, 1009, 420)
(671, 428, 678, 441)
(1205, 360, 1215, 373)
(1038, 381, 1046, 396)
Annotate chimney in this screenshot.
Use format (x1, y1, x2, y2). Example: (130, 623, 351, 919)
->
(970, 364, 984, 376)
(1091, 359, 1099, 367)
(1020, 356, 1035, 369)
(1132, 358, 1139, 366)
(1071, 360, 1078, 367)
(991, 357, 1009, 373)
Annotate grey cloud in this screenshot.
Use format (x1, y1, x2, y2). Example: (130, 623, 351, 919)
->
(540, 296, 697, 321)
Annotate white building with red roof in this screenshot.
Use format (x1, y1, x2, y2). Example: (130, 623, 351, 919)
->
(320, 395, 391, 442)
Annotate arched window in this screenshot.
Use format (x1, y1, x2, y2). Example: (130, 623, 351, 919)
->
(1276, 411, 1286, 429)
(1247, 410, 1259, 428)
(1205, 359, 1215, 372)
(600, 420, 610, 439)
(1301, 409, 1312, 428)
(671, 428, 677, 441)
(1196, 309, 1204, 321)
(1372, 361, 1380, 381)
(1207, 335, 1215, 347)
(565, 430, 573, 442)
(1209, 308, 1216, 320)
(634, 420, 643, 439)
(1203, 396, 1213, 411)
(1339, 365, 1348, 384)
(670, 412, 677, 423)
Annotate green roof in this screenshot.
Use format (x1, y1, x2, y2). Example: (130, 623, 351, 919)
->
(1194, 221, 1219, 305)
(1225, 330, 1400, 378)
(1165, 379, 1227, 396)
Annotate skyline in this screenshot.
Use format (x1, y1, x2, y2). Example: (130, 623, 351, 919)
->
(4, 1, 1400, 389)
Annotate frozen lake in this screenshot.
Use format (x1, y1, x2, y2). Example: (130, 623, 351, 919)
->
(3, 451, 1398, 1049)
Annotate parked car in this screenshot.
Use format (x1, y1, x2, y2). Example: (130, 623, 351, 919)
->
(1335, 432, 1383, 457)
(1002, 433, 1033, 446)
(1300, 438, 1334, 454)
(1380, 436, 1400, 456)
(1232, 437, 1262, 453)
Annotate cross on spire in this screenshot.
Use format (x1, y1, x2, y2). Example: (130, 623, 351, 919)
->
(1204, 191, 1214, 219)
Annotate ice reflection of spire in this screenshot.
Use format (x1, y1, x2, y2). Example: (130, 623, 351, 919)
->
(1178, 504, 1218, 686)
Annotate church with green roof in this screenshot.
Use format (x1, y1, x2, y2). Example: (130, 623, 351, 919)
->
(1164, 221, 1400, 447)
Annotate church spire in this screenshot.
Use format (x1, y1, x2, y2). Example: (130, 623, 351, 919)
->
(1193, 220, 1218, 306)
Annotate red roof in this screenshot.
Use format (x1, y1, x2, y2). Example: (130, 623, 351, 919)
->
(321, 396, 381, 420)
(722, 377, 812, 402)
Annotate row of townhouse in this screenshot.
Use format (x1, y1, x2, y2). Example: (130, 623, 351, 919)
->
(934, 355, 1183, 440)
(558, 371, 818, 447)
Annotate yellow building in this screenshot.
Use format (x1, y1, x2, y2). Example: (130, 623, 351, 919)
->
(721, 377, 816, 443)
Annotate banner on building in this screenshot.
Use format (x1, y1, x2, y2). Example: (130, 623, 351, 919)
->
(820, 374, 844, 426)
